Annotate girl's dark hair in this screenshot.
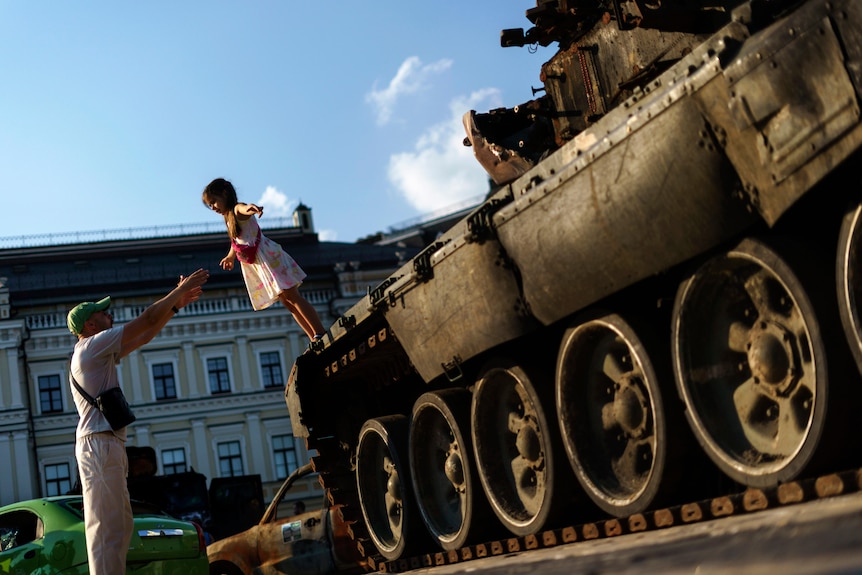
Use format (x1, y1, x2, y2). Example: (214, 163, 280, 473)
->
(202, 178, 241, 238)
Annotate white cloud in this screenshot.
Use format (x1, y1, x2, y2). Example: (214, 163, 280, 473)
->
(387, 88, 503, 213)
(366, 56, 452, 126)
(256, 185, 336, 241)
(318, 229, 338, 241)
(256, 185, 295, 218)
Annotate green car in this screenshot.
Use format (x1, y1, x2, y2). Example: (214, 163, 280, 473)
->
(0, 496, 209, 575)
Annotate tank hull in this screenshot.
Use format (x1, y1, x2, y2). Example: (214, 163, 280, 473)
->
(288, 0, 862, 564)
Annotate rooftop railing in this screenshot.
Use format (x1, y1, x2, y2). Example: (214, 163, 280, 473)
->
(24, 288, 337, 331)
(0, 218, 298, 249)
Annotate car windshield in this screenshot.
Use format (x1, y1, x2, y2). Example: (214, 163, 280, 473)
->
(56, 498, 84, 519)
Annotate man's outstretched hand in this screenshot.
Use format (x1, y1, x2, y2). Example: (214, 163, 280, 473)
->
(177, 269, 209, 308)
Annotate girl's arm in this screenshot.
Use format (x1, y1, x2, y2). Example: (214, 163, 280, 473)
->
(220, 247, 237, 271)
(235, 203, 263, 221)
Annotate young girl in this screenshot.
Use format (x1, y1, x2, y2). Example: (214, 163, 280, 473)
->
(202, 177, 325, 342)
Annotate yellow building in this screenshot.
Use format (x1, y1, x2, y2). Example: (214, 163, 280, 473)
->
(0, 207, 414, 516)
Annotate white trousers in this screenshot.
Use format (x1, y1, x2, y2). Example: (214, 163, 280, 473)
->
(76, 432, 133, 575)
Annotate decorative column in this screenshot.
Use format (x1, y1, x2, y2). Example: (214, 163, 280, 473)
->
(12, 430, 34, 500)
(182, 342, 198, 399)
(236, 336, 253, 393)
(0, 434, 13, 505)
(128, 350, 144, 404)
(191, 419, 212, 479)
(135, 424, 151, 447)
(6, 347, 23, 408)
(245, 412, 266, 478)
(287, 334, 302, 366)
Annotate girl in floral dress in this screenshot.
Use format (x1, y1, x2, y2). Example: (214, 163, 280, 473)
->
(202, 177, 325, 341)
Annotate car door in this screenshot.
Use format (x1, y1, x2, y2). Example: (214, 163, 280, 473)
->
(256, 507, 336, 575)
(0, 539, 44, 575)
(0, 509, 58, 575)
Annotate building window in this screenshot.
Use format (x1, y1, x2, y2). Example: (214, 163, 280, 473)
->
(44, 463, 72, 496)
(153, 362, 177, 400)
(260, 351, 284, 389)
(207, 357, 231, 394)
(161, 448, 187, 475)
(272, 434, 298, 480)
(217, 441, 244, 477)
(38, 374, 63, 414)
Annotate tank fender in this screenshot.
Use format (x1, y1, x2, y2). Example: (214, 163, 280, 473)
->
(696, 0, 862, 225)
(383, 187, 540, 382)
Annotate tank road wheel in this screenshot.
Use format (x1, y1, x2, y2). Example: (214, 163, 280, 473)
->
(837, 200, 862, 376)
(356, 415, 425, 561)
(410, 389, 496, 550)
(471, 358, 570, 536)
(672, 237, 844, 487)
(556, 312, 681, 517)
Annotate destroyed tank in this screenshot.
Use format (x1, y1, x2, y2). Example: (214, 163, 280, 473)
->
(287, 0, 862, 564)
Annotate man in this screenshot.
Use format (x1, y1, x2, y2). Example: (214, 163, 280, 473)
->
(68, 268, 209, 575)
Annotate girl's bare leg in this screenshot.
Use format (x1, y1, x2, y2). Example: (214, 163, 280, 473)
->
(280, 287, 325, 339)
(279, 294, 315, 339)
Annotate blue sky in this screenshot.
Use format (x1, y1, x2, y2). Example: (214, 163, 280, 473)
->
(0, 2, 553, 244)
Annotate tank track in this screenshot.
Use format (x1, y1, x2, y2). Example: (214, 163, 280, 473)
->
(369, 466, 862, 573)
(301, 328, 862, 572)
(308, 441, 379, 565)
(299, 324, 420, 570)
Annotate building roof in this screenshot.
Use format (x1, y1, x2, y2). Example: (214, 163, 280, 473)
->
(0, 226, 417, 307)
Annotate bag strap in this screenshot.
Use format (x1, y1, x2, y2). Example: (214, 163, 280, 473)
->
(69, 359, 97, 407)
(230, 226, 262, 258)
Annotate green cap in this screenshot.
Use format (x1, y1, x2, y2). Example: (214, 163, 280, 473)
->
(67, 296, 111, 335)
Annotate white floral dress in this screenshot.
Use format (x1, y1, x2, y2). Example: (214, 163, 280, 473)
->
(233, 216, 307, 310)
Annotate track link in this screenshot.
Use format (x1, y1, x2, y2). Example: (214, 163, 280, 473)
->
(369, 467, 862, 573)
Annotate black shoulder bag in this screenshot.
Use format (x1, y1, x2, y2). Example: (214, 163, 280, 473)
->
(70, 375, 136, 431)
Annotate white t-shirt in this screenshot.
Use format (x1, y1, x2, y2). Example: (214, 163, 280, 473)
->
(70, 326, 127, 441)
